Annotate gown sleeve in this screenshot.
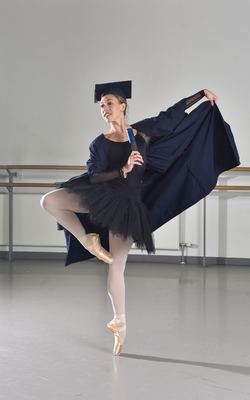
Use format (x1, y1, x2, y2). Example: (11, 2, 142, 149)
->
(86, 134, 109, 174)
(185, 90, 205, 109)
(86, 134, 123, 184)
(89, 170, 120, 184)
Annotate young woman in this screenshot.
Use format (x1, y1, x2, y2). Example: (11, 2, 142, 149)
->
(41, 81, 239, 355)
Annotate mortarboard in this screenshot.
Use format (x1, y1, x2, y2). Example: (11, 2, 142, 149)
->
(94, 80, 132, 103)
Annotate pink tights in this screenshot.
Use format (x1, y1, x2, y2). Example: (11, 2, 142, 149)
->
(41, 189, 132, 344)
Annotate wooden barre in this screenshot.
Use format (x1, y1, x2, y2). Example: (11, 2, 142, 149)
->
(1, 183, 250, 190)
(230, 167, 250, 172)
(214, 186, 250, 190)
(0, 183, 61, 187)
(0, 165, 249, 171)
(0, 165, 249, 190)
(0, 165, 87, 170)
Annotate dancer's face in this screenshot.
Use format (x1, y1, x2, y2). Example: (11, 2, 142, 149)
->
(100, 94, 125, 123)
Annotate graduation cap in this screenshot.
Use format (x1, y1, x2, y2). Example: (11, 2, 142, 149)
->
(94, 80, 132, 103)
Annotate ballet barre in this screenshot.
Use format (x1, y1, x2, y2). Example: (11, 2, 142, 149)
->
(202, 166, 250, 267)
(0, 165, 249, 264)
(0, 166, 86, 261)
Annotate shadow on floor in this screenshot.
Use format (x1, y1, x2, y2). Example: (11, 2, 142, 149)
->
(120, 353, 250, 376)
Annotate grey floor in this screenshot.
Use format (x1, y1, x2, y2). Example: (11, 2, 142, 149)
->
(1, 259, 250, 400)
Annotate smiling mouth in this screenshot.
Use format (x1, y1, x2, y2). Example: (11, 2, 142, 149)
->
(104, 113, 111, 118)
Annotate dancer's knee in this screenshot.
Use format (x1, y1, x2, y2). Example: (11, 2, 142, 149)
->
(109, 258, 126, 274)
(40, 192, 55, 212)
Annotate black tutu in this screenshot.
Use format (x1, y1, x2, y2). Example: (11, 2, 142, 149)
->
(65, 177, 155, 253)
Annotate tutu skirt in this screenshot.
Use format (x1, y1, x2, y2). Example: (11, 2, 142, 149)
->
(65, 177, 155, 253)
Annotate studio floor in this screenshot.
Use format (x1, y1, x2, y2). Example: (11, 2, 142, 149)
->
(1, 258, 250, 400)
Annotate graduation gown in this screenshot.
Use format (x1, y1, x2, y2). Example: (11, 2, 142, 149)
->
(59, 98, 240, 266)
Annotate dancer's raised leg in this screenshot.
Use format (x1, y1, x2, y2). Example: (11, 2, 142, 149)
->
(41, 189, 88, 237)
(40, 189, 114, 263)
(107, 233, 133, 354)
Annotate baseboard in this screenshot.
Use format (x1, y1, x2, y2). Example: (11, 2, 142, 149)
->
(0, 251, 249, 266)
(127, 254, 250, 266)
(0, 251, 66, 261)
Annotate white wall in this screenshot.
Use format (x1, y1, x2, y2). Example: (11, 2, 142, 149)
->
(1, 0, 250, 260)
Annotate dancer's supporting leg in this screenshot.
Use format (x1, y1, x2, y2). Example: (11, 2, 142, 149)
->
(107, 233, 133, 354)
(40, 189, 114, 263)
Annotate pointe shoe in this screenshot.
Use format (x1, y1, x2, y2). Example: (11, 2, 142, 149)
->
(80, 233, 114, 265)
(107, 314, 126, 356)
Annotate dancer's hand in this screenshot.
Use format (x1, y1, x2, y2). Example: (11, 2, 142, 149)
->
(204, 89, 218, 106)
(124, 151, 144, 173)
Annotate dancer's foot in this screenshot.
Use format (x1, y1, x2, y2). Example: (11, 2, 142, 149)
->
(79, 233, 114, 264)
(107, 314, 126, 356)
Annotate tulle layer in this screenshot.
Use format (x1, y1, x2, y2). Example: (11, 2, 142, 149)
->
(67, 179, 155, 253)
